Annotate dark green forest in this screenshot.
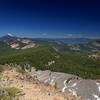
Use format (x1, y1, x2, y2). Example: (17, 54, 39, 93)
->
(0, 42, 100, 79)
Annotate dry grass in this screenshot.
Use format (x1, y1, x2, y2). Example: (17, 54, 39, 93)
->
(0, 67, 82, 100)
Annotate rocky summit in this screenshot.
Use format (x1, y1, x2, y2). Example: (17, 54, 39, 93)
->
(25, 68, 100, 100)
(0, 66, 81, 100)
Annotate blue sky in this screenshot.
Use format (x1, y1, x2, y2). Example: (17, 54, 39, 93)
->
(0, 0, 100, 38)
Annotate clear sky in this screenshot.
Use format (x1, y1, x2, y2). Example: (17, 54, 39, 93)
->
(0, 0, 100, 38)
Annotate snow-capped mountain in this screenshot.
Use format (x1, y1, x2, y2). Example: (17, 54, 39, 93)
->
(7, 33, 14, 37)
(0, 34, 36, 49)
(0, 33, 17, 43)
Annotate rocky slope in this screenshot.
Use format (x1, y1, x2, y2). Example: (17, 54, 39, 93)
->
(1, 64, 100, 100)
(24, 67, 100, 100)
(0, 66, 81, 100)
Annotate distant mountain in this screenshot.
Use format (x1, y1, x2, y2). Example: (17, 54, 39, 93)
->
(0, 34, 93, 45)
(85, 39, 100, 52)
(48, 38, 100, 53)
(0, 34, 36, 49)
(88, 39, 100, 47)
(32, 38, 92, 45)
(1, 34, 100, 53)
(0, 33, 17, 43)
(65, 39, 100, 53)
(54, 38, 92, 44)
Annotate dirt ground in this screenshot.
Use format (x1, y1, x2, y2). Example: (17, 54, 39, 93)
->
(1, 68, 82, 100)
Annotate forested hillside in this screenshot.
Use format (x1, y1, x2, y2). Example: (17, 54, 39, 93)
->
(0, 44, 100, 79)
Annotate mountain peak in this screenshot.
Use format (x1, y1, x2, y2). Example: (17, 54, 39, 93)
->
(7, 33, 14, 37)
